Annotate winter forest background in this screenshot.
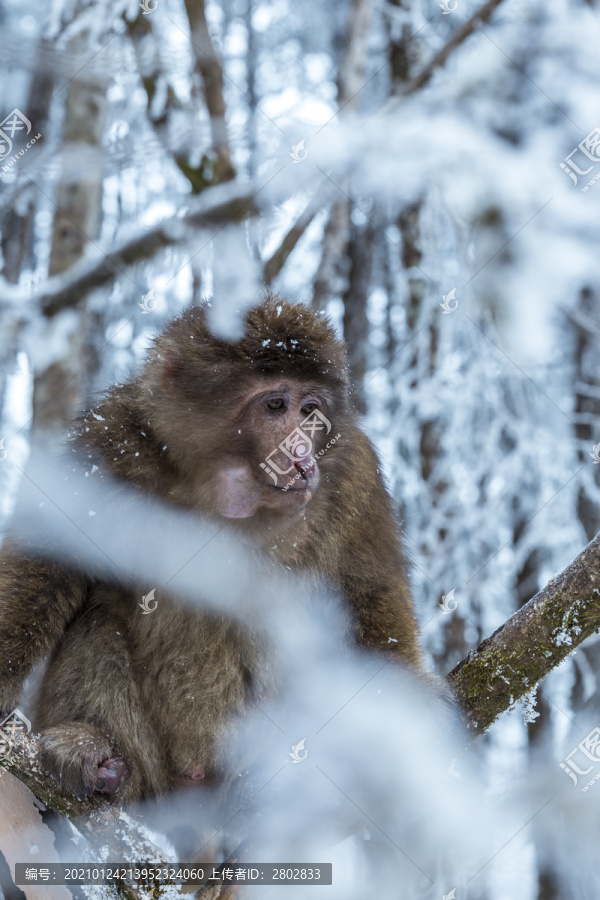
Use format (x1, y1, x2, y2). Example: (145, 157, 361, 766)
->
(1, 0, 600, 896)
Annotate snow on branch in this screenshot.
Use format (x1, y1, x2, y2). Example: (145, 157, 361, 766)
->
(0, 177, 265, 318)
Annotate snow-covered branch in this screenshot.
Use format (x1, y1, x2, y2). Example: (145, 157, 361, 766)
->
(0, 177, 265, 318)
(0, 729, 172, 873)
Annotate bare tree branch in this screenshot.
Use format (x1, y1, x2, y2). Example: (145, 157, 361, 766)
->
(340, 216, 377, 414)
(263, 189, 331, 286)
(311, 198, 352, 310)
(338, 0, 373, 109)
(563, 304, 600, 343)
(126, 11, 223, 196)
(448, 530, 600, 734)
(399, 0, 506, 97)
(311, 0, 372, 309)
(182, 0, 235, 184)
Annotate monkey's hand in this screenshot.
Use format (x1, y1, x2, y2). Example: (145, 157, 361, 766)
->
(39, 722, 129, 797)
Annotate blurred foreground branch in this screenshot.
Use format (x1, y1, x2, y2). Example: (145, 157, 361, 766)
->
(448, 530, 600, 733)
(4, 528, 600, 870)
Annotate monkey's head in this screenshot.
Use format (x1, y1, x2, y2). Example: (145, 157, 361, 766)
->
(143, 297, 351, 527)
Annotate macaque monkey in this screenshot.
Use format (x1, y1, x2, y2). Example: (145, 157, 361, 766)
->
(0, 297, 428, 801)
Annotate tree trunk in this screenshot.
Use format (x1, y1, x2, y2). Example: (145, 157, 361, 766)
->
(31, 35, 107, 435)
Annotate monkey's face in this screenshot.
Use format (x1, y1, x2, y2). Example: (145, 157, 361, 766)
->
(214, 380, 331, 521)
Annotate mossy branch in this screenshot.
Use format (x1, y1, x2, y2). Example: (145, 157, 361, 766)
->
(447, 530, 600, 733)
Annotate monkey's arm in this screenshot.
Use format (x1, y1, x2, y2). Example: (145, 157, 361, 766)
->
(341, 567, 424, 669)
(0, 542, 87, 712)
(333, 432, 424, 669)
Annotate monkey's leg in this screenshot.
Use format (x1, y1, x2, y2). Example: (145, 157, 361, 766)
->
(35, 591, 167, 801)
(0, 546, 88, 715)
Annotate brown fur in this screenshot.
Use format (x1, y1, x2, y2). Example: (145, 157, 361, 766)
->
(0, 296, 424, 801)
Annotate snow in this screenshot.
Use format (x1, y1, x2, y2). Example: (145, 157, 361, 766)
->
(1, 0, 599, 893)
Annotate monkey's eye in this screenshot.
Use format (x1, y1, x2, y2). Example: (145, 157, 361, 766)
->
(301, 402, 318, 414)
(266, 398, 285, 411)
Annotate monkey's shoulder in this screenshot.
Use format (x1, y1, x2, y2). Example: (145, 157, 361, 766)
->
(68, 385, 177, 493)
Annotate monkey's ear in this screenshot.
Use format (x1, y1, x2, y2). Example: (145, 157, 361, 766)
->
(160, 348, 185, 394)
